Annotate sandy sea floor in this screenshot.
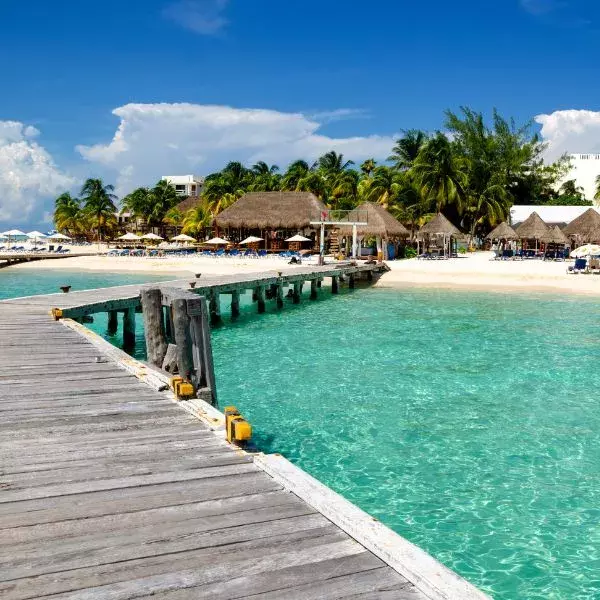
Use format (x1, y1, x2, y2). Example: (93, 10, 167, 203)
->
(6, 248, 599, 295)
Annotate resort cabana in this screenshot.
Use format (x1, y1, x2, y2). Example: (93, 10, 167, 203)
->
(541, 225, 568, 259)
(486, 221, 518, 243)
(417, 213, 461, 258)
(514, 212, 549, 251)
(214, 192, 326, 252)
(562, 208, 600, 246)
(340, 202, 409, 259)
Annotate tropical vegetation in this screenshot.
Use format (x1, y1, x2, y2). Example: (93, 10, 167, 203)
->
(53, 107, 588, 242)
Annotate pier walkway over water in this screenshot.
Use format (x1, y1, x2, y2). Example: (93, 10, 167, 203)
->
(0, 264, 489, 600)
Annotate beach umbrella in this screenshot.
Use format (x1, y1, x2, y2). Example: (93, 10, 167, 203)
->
(285, 234, 312, 242)
(171, 234, 196, 242)
(240, 235, 264, 244)
(48, 232, 72, 240)
(1, 229, 26, 236)
(117, 232, 141, 241)
(206, 237, 229, 245)
(140, 233, 164, 240)
(26, 231, 47, 239)
(571, 244, 600, 258)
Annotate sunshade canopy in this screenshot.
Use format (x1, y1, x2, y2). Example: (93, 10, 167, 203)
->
(171, 234, 196, 242)
(2, 229, 26, 236)
(571, 244, 600, 258)
(26, 231, 47, 238)
(117, 232, 142, 241)
(48, 232, 72, 240)
(240, 236, 264, 244)
(285, 234, 312, 242)
(206, 237, 230, 245)
(140, 233, 164, 240)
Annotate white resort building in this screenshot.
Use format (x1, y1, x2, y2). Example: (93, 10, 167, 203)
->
(161, 175, 205, 198)
(564, 154, 600, 201)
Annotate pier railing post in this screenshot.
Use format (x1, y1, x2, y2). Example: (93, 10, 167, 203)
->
(141, 288, 168, 367)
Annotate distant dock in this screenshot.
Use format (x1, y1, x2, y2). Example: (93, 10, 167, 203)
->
(0, 252, 96, 268)
(0, 262, 490, 599)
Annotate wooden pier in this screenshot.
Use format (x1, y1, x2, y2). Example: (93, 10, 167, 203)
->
(0, 263, 490, 600)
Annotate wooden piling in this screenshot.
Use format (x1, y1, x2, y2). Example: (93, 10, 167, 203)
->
(256, 285, 266, 313)
(171, 298, 194, 382)
(293, 281, 302, 304)
(122, 307, 136, 350)
(141, 288, 168, 367)
(107, 310, 118, 335)
(199, 297, 217, 404)
(276, 282, 284, 308)
(331, 276, 339, 294)
(349, 273, 355, 289)
(164, 306, 174, 342)
(231, 290, 241, 318)
(209, 289, 221, 325)
(310, 279, 318, 300)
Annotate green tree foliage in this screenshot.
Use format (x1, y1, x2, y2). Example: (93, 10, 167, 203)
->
(53, 107, 574, 242)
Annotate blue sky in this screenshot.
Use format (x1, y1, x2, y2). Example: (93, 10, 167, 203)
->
(1, 0, 599, 227)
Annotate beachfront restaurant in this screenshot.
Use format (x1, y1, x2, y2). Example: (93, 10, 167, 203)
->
(213, 191, 326, 253)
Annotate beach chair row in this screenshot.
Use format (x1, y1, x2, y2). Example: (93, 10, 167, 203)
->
(0, 245, 70, 254)
(493, 249, 568, 261)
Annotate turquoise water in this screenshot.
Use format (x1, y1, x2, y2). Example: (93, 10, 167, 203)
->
(207, 287, 600, 600)
(0, 268, 175, 301)
(3, 270, 600, 599)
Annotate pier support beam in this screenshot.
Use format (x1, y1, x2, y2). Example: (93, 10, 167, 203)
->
(141, 288, 168, 367)
(231, 290, 240, 318)
(172, 298, 194, 382)
(317, 278, 322, 288)
(367, 270, 373, 282)
(256, 285, 266, 313)
(107, 310, 118, 335)
(276, 283, 284, 308)
(310, 279, 318, 300)
(122, 307, 136, 350)
(209, 290, 221, 325)
(349, 273, 355, 289)
(331, 276, 339, 294)
(164, 306, 174, 342)
(293, 281, 302, 304)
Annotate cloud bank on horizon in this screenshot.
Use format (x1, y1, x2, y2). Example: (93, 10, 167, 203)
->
(1, 103, 600, 226)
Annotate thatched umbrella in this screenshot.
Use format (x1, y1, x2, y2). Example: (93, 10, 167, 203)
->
(486, 222, 518, 241)
(514, 212, 549, 248)
(417, 213, 461, 257)
(562, 208, 600, 244)
(340, 202, 409, 259)
(541, 225, 568, 245)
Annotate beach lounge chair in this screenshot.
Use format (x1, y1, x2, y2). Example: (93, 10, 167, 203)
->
(258, 249, 267, 258)
(567, 258, 588, 274)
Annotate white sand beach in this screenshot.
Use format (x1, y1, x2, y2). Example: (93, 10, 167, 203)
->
(8, 249, 600, 296)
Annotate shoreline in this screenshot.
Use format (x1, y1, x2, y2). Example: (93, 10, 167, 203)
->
(3, 250, 599, 297)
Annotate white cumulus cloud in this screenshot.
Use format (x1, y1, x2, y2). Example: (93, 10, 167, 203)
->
(535, 109, 600, 161)
(0, 121, 73, 225)
(162, 0, 229, 35)
(76, 103, 397, 195)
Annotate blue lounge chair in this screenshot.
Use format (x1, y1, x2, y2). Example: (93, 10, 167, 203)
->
(568, 258, 588, 273)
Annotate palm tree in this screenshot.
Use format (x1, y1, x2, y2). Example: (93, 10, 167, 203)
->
(330, 170, 360, 210)
(54, 192, 82, 235)
(596, 175, 600, 202)
(148, 180, 180, 233)
(182, 202, 214, 238)
(412, 133, 467, 213)
(249, 162, 281, 192)
(367, 166, 403, 208)
(464, 182, 509, 243)
(388, 130, 429, 170)
(80, 178, 117, 241)
(360, 159, 377, 177)
(316, 151, 353, 176)
(281, 160, 312, 190)
(121, 187, 151, 230)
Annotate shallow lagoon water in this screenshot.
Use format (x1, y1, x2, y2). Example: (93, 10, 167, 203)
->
(4, 270, 600, 599)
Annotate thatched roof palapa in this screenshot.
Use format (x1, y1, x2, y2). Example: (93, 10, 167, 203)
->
(514, 212, 549, 240)
(339, 202, 409, 237)
(214, 192, 327, 230)
(541, 225, 568, 245)
(562, 208, 600, 243)
(418, 213, 461, 237)
(175, 196, 202, 213)
(486, 221, 518, 240)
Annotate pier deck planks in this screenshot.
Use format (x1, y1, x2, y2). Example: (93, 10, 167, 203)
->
(0, 268, 427, 600)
